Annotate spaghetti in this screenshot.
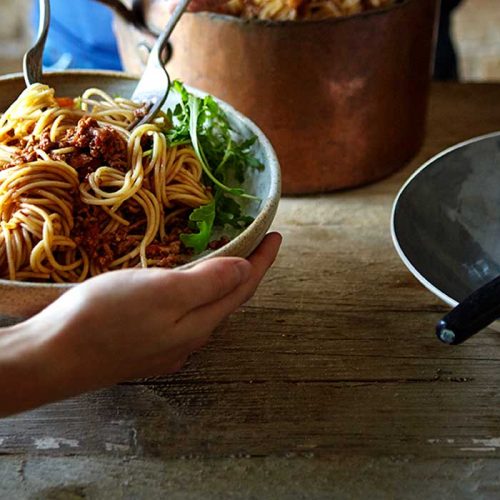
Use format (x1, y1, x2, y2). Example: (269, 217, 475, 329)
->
(0, 83, 220, 283)
(222, 0, 395, 21)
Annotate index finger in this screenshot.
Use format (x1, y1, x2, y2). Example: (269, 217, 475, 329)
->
(178, 232, 283, 333)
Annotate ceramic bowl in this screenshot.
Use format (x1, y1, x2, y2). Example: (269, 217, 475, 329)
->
(0, 70, 281, 321)
(391, 131, 500, 320)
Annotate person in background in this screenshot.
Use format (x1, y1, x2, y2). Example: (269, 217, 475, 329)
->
(32, 0, 122, 70)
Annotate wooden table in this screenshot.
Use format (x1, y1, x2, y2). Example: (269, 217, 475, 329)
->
(2, 83, 500, 498)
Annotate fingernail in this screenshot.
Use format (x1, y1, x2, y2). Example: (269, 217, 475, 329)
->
(235, 260, 251, 284)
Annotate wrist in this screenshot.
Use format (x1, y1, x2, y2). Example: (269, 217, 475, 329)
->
(0, 321, 52, 416)
(0, 316, 85, 416)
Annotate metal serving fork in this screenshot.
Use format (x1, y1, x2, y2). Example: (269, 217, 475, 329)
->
(131, 0, 191, 129)
(23, 0, 51, 86)
(22, 0, 190, 128)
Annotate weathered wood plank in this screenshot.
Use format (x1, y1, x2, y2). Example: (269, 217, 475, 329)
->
(1, 303, 500, 459)
(1, 374, 500, 459)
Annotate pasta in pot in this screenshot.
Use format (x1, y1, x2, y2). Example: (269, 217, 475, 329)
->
(215, 0, 395, 21)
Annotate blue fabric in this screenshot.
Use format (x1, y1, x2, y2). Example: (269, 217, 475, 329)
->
(32, 0, 122, 70)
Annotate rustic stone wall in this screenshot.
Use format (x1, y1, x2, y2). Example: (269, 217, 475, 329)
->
(0, 0, 30, 40)
(453, 0, 500, 82)
(0, 0, 30, 74)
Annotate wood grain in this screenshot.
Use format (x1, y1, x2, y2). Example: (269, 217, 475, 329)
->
(2, 83, 500, 494)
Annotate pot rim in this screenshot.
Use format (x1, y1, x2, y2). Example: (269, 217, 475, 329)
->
(142, 0, 413, 35)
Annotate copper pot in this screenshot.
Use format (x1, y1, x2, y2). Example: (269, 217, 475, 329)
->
(102, 0, 439, 194)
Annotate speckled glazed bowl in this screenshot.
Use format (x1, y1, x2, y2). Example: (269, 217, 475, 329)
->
(391, 131, 500, 329)
(0, 71, 281, 320)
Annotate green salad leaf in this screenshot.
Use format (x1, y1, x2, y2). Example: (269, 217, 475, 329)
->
(180, 201, 216, 254)
(165, 81, 264, 254)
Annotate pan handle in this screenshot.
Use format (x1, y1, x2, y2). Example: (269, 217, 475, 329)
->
(94, 0, 152, 34)
(435, 274, 500, 345)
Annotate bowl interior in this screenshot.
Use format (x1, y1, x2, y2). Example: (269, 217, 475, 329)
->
(392, 132, 500, 306)
(0, 70, 280, 285)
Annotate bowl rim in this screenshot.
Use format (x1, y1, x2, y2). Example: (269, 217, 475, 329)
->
(390, 130, 500, 309)
(0, 69, 281, 290)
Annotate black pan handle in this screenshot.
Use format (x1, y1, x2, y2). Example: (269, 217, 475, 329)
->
(436, 275, 500, 345)
(93, 0, 152, 34)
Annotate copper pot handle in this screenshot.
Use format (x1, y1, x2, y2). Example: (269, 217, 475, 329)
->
(96, 0, 174, 65)
(94, 0, 154, 34)
(137, 40, 173, 66)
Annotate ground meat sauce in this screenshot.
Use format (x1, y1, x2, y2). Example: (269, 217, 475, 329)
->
(10, 116, 128, 181)
(10, 130, 53, 165)
(72, 201, 135, 269)
(59, 117, 128, 179)
(7, 112, 225, 270)
(145, 224, 193, 268)
(70, 199, 194, 270)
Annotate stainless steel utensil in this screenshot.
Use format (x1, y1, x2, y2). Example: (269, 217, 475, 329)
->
(23, 0, 51, 86)
(130, 0, 191, 128)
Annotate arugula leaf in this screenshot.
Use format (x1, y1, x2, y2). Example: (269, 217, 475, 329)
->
(165, 81, 264, 254)
(216, 194, 254, 229)
(165, 81, 191, 146)
(180, 201, 216, 254)
(188, 94, 252, 199)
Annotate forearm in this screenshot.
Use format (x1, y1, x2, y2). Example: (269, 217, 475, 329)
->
(0, 312, 140, 417)
(0, 322, 49, 416)
(0, 320, 86, 417)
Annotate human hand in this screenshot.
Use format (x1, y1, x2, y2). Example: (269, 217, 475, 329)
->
(0, 232, 281, 415)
